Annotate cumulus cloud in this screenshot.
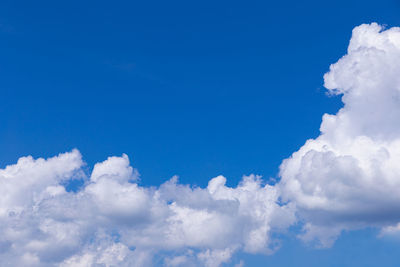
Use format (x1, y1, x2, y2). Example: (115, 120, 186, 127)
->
(279, 23, 400, 246)
(0, 150, 294, 266)
(3, 22, 400, 266)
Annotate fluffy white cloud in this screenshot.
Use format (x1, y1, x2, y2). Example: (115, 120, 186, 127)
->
(4, 22, 400, 266)
(0, 150, 294, 266)
(279, 23, 400, 246)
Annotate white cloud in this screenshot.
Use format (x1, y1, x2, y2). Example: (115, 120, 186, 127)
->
(0, 150, 294, 266)
(279, 23, 400, 246)
(197, 248, 233, 267)
(3, 22, 400, 265)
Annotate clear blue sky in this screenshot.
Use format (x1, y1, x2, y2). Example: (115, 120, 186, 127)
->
(1, 0, 400, 266)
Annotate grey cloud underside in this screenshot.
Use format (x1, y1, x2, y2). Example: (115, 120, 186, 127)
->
(2, 23, 400, 266)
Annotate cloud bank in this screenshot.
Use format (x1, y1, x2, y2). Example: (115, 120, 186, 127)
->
(2, 23, 400, 266)
(0, 150, 294, 266)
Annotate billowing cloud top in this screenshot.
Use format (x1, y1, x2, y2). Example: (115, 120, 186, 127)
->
(2, 23, 400, 266)
(280, 23, 400, 246)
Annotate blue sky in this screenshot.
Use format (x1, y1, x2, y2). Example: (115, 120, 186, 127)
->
(2, 0, 400, 266)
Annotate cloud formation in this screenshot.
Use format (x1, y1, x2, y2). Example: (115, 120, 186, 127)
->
(0, 150, 294, 266)
(2, 23, 400, 266)
(279, 23, 400, 246)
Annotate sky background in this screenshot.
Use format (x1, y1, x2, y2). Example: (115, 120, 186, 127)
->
(1, 0, 400, 266)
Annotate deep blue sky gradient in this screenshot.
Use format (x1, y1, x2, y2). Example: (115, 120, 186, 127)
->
(1, 0, 400, 265)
